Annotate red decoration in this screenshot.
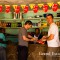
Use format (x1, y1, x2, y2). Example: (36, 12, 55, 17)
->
(15, 6, 20, 13)
(6, 6, 10, 13)
(24, 6, 28, 13)
(0, 5, 2, 12)
(33, 5, 38, 13)
(43, 5, 48, 12)
(52, 4, 58, 11)
(37, 40, 45, 44)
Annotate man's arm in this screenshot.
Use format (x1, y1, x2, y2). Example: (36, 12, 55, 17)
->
(41, 34, 54, 41)
(28, 35, 33, 39)
(46, 34, 54, 41)
(47, 25, 56, 41)
(22, 35, 36, 41)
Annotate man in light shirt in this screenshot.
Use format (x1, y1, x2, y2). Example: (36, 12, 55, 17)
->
(44, 14, 60, 60)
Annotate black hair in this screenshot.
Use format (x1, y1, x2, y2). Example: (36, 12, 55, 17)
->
(0, 28, 3, 33)
(46, 14, 54, 18)
(25, 20, 33, 25)
(0, 28, 5, 33)
(35, 28, 40, 32)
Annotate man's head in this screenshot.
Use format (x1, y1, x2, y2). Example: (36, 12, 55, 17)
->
(0, 28, 5, 33)
(24, 20, 32, 30)
(46, 14, 54, 25)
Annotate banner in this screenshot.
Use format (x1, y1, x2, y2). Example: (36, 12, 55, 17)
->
(29, 4, 35, 9)
(21, 5, 26, 9)
(38, 4, 43, 8)
(47, 2, 53, 7)
(13, 5, 17, 10)
(57, 2, 60, 5)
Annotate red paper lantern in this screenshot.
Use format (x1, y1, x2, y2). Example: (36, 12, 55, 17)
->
(52, 4, 58, 12)
(0, 6, 2, 12)
(6, 6, 10, 13)
(33, 5, 38, 13)
(15, 6, 20, 13)
(43, 5, 48, 12)
(24, 6, 28, 13)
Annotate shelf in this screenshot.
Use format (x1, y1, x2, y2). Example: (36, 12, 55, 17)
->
(32, 27, 39, 28)
(59, 26, 60, 28)
(0, 19, 22, 22)
(0, 17, 60, 21)
(40, 26, 60, 28)
(23, 17, 46, 20)
(0, 19, 21, 20)
(54, 17, 60, 19)
(2, 27, 21, 29)
(23, 17, 60, 22)
(1, 26, 59, 29)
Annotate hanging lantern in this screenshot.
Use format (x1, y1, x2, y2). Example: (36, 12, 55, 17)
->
(43, 5, 48, 12)
(6, 7, 10, 13)
(5, 5, 10, 13)
(33, 5, 38, 13)
(24, 6, 28, 13)
(0, 5, 2, 12)
(15, 6, 20, 13)
(52, 4, 58, 12)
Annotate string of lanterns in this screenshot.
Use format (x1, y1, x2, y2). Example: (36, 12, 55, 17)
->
(0, 2, 60, 13)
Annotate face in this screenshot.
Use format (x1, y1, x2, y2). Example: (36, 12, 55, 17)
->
(27, 24, 32, 29)
(35, 29, 39, 34)
(46, 16, 53, 24)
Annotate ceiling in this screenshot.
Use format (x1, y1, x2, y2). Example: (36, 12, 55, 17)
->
(0, 0, 60, 5)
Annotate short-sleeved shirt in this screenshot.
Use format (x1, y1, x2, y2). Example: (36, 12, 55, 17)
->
(18, 27, 28, 47)
(0, 33, 6, 48)
(47, 23, 59, 47)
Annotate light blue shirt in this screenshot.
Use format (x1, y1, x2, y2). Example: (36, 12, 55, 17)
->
(0, 33, 6, 48)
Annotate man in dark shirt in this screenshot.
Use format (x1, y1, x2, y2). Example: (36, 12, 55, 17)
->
(0, 28, 6, 60)
(18, 21, 37, 60)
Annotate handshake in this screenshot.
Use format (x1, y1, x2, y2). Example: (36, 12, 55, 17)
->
(30, 36, 47, 44)
(41, 36, 47, 41)
(31, 37, 38, 41)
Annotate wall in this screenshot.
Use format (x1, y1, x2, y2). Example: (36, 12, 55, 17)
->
(0, 9, 60, 41)
(0, 9, 60, 35)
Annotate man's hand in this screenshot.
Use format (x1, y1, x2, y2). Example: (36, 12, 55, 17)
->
(31, 38, 37, 41)
(37, 39, 45, 44)
(41, 36, 47, 41)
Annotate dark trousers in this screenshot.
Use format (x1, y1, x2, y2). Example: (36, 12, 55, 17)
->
(0, 47, 6, 60)
(18, 45, 28, 60)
